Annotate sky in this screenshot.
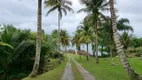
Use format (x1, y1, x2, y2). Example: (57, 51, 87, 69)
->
(0, 0, 142, 54)
(0, 0, 142, 38)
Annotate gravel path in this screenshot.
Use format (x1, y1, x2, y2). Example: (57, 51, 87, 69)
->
(72, 57, 95, 80)
(62, 57, 74, 80)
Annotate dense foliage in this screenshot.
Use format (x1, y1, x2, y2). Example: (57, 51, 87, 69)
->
(0, 25, 59, 80)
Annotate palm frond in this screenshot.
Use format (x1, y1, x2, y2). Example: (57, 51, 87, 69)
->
(100, 1, 109, 8)
(79, 0, 90, 5)
(12, 40, 35, 61)
(46, 5, 58, 16)
(77, 24, 84, 30)
(100, 8, 110, 12)
(0, 42, 13, 49)
(125, 26, 134, 32)
(118, 18, 130, 24)
(99, 12, 108, 21)
(44, 0, 57, 7)
(62, 5, 74, 13)
(84, 13, 94, 24)
(77, 7, 91, 13)
(61, 8, 67, 16)
(62, 0, 72, 5)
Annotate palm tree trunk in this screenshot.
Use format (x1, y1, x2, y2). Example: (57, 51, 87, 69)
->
(101, 45, 103, 57)
(110, 45, 116, 66)
(78, 46, 81, 59)
(86, 43, 89, 61)
(110, 45, 113, 61)
(29, 0, 42, 77)
(65, 46, 68, 58)
(58, 8, 61, 64)
(95, 22, 99, 64)
(109, 0, 141, 79)
(92, 43, 95, 57)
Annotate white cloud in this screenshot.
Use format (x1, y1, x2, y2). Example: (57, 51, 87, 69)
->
(0, 0, 141, 38)
(116, 0, 142, 37)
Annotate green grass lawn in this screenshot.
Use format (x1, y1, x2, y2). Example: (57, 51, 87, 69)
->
(22, 54, 142, 80)
(69, 54, 142, 80)
(22, 59, 67, 80)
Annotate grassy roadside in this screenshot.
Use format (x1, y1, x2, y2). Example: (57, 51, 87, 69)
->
(22, 58, 67, 80)
(71, 59, 84, 80)
(69, 54, 142, 80)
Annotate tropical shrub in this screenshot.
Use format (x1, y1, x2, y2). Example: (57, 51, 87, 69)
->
(0, 25, 58, 80)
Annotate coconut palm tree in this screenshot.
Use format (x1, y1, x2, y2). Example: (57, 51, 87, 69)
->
(117, 18, 134, 50)
(78, 0, 109, 64)
(117, 18, 134, 33)
(100, 17, 134, 55)
(51, 29, 70, 51)
(72, 29, 82, 50)
(44, 0, 73, 62)
(109, 0, 142, 79)
(120, 32, 133, 50)
(77, 21, 95, 60)
(72, 29, 82, 58)
(29, 0, 42, 77)
(60, 29, 70, 51)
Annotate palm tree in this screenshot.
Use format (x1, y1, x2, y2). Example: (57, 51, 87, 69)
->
(77, 21, 95, 61)
(100, 18, 116, 63)
(29, 0, 42, 77)
(0, 25, 35, 80)
(109, 0, 142, 79)
(51, 29, 70, 51)
(60, 29, 70, 51)
(117, 18, 134, 33)
(44, 0, 73, 62)
(72, 30, 82, 58)
(0, 26, 13, 48)
(117, 18, 134, 50)
(100, 17, 134, 57)
(120, 32, 133, 50)
(78, 0, 109, 64)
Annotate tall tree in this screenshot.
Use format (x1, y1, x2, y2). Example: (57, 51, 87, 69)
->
(60, 29, 70, 51)
(117, 18, 133, 33)
(51, 29, 70, 51)
(29, 0, 42, 77)
(120, 32, 133, 49)
(77, 21, 95, 61)
(117, 18, 134, 50)
(78, 0, 109, 63)
(109, 0, 142, 79)
(72, 29, 82, 51)
(72, 29, 82, 58)
(44, 0, 73, 62)
(100, 17, 134, 57)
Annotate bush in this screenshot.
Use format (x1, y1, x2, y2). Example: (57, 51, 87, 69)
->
(18, 73, 28, 79)
(9, 73, 28, 80)
(100, 53, 110, 58)
(125, 47, 142, 57)
(52, 52, 64, 59)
